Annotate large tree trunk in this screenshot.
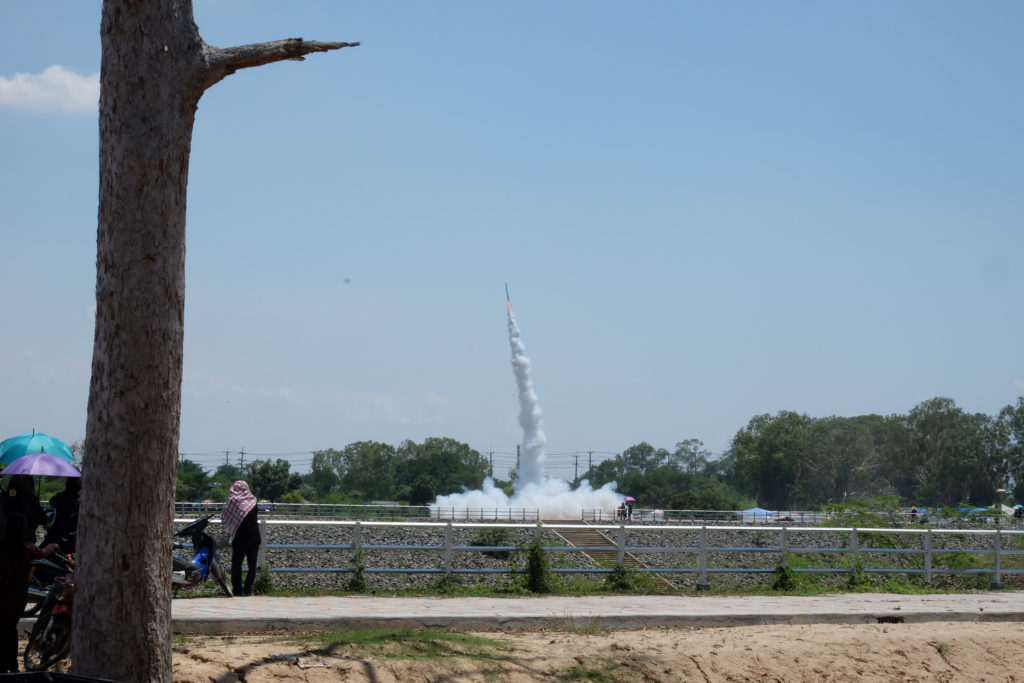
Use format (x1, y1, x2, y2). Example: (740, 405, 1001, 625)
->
(74, 4, 203, 679)
(74, 2, 355, 680)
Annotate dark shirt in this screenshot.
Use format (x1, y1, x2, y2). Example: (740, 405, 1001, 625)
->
(43, 489, 80, 552)
(232, 507, 261, 549)
(1, 492, 45, 544)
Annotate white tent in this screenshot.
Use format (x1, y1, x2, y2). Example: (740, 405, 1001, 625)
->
(742, 507, 772, 522)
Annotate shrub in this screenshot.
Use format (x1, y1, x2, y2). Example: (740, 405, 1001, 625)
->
(431, 574, 463, 594)
(604, 566, 634, 591)
(470, 527, 514, 560)
(251, 566, 274, 595)
(522, 540, 555, 593)
(771, 564, 799, 591)
(846, 558, 874, 588)
(348, 551, 366, 592)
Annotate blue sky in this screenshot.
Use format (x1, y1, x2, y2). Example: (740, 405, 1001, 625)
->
(1, 2, 1021, 481)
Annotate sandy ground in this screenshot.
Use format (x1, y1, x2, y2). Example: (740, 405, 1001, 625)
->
(159, 622, 1024, 682)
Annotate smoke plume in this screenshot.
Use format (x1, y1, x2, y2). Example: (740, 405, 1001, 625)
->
(431, 291, 622, 519)
(507, 305, 546, 487)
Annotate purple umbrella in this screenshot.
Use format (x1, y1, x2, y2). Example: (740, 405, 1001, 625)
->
(1, 452, 81, 477)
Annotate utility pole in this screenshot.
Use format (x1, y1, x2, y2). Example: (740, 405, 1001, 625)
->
(238, 446, 246, 472)
(588, 449, 593, 472)
(516, 444, 520, 471)
(574, 453, 579, 481)
(224, 449, 230, 465)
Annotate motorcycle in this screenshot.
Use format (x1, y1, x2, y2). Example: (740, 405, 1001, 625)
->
(23, 570, 74, 671)
(172, 515, 232, 597)
(25, 550, 74, 616)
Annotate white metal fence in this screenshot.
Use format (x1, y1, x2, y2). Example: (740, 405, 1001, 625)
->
(179, 519, 1024, 590)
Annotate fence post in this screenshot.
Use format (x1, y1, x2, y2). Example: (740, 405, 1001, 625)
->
(778, 527, 789, 568)
(257, 519, 268, 568)
(991, 529, 1004, 590)
(616, 524, 626, 568)
(696, 526, 710, 591)
(444, 521, 453, 576)
(849, 528, 859, 577)
(924, 529, 932, 586)
(350, 521, 362, 578)
(534, 520, 543, 541)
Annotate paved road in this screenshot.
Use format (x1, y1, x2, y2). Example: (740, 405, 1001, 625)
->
(170, 591, 1024, 634)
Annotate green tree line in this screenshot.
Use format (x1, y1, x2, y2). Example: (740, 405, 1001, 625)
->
(729, 396, 1024, 510)
(176, 436, 492, 505)
(175, 396, 1024, 511)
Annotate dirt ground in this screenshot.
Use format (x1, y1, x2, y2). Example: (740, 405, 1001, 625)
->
(27, 621, 1024, 681)
(158, 621, 1024, 682)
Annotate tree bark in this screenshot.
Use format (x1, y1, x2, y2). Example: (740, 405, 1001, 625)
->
(73, 2, 355, 681)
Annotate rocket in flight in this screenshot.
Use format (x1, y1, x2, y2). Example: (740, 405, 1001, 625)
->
(505, 282, 512, 315)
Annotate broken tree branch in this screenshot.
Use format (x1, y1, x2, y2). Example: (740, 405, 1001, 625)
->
(201, 38, 360, 89)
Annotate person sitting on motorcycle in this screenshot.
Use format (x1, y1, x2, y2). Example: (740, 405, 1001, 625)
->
(42, 477, 80, 554)
(222, 480, 261, 596)
(0, 513, 45, 672)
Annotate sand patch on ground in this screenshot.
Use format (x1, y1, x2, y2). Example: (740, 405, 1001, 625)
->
(155, 621, 1024, 682)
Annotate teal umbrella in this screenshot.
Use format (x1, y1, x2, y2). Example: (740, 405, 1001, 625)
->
(0, 430, 74, 467)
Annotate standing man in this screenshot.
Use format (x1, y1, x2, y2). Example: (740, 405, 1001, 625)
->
(222, 480, 261, 596)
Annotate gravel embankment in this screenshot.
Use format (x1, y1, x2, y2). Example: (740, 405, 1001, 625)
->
(177, 518, 1023, 593)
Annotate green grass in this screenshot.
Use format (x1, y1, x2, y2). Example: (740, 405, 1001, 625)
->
(280, 629, 508, 662)
(930, 640, 954, 662)
(556, 662, 627, 682)
(223, 570, 987, 598)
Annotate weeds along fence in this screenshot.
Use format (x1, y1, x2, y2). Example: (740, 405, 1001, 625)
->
(176, 519, 1024, 590)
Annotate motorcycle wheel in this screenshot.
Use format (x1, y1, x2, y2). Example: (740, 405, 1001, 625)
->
(23, 613, 71, 671)
(23, 589, 46, 617)
(211, 559, 233, 598)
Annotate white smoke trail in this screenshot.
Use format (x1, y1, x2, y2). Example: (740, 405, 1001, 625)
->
(430, 291, 623, 520)
(507, 306, 546, 488)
